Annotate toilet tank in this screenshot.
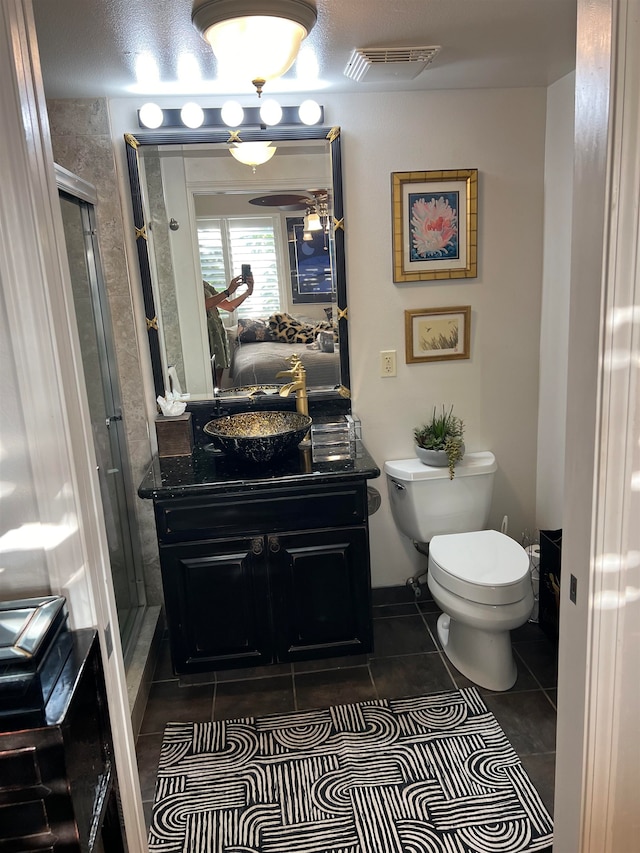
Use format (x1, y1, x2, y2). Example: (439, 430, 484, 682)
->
(384, 451, 497, 543)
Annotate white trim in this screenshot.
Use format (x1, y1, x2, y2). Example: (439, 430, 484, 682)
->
(0, 2, 147, 849)
(581, 0, 640, 845)
(0, 0, 91, 623)
(555, 0, 640, 849)
(55, 162, 98, 204)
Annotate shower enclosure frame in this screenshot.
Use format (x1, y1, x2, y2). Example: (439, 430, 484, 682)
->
(55, 164, 147, 660)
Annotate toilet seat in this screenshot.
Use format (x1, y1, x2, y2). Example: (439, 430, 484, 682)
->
(428, 530, 530, 606)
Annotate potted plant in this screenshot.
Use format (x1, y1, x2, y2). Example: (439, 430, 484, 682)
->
(414, 405, 465, 478)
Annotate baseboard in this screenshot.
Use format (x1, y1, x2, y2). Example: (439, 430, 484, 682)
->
(126, 605, 164, 738)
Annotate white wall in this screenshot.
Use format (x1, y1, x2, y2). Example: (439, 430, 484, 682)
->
(333, 89, 547, 587)
(109, 88, 547, 589)
(536, 72, 575, 529)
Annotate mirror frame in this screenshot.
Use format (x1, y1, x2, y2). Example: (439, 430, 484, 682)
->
(124, 126, 349, 402)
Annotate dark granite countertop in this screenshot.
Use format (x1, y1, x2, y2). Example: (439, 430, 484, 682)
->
(138, 439, 380, 500)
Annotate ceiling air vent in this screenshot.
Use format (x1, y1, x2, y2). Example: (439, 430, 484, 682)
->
(344, 46, 441, 83)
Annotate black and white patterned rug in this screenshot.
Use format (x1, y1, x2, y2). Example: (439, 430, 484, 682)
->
(148, 687, 553, 853)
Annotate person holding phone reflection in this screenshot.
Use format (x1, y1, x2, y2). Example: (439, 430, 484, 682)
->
(203, 272, 254, 387)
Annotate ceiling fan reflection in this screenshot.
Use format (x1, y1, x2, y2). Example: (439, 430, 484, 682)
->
(248, 190, 329, 211)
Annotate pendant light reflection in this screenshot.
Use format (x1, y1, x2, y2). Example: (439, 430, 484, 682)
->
(303, 210, 322, 231)
(229, 141, 277, 173)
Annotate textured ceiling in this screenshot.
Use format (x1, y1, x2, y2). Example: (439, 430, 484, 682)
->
(33, 0, 576, 100)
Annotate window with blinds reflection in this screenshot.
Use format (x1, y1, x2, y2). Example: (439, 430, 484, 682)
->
(197, 216, 282, 320)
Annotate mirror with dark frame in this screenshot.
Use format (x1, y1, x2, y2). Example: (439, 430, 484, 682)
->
(125, 126, 349, 406)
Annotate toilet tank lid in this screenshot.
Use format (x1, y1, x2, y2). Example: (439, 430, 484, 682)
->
(384, 451, 496, 481)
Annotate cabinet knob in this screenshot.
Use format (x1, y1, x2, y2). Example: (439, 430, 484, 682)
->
(268, 536, 280, 553)
(251, 538, 263, 555)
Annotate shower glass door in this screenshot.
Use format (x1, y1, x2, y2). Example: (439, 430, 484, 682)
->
(58, 179, 145, 653)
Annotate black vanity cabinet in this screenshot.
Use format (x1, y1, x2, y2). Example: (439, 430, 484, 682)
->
(0, 629, 125, 852)
(156, 534, 272, 671)
(150, 463, 378, 676)
(269, 525, 371, 662)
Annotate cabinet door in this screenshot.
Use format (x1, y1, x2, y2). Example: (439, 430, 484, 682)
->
(159, 538, 272, 674)
(270, 527, 372, 662)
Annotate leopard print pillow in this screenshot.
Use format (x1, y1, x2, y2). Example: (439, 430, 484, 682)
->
(268, 313, 314, 343)
(268, 313, 334, 344)
(237, 318, 273, 343)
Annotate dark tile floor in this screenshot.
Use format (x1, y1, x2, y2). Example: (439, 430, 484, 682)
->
(136, 584, 558, 830)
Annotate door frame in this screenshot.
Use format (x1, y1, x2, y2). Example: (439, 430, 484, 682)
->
(0, 2, 147, 848)
(554, 0, 640, 848)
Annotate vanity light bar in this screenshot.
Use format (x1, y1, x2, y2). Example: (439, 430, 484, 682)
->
(137, 103, 324, 130)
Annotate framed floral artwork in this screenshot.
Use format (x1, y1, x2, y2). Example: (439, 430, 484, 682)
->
(405, 306, 471, 363)
(392, 169, 478, 282)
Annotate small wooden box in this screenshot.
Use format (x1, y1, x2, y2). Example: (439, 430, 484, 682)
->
(155, 412, 193, 457)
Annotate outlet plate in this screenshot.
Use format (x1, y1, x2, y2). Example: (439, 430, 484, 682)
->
(380, 350, 397, 377)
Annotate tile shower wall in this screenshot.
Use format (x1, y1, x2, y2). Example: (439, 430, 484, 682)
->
(47, 98, 162, 605)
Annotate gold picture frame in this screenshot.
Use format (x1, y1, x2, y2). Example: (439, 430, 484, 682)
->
(405, 306, 471, 363)
(392, 169, 478, 282)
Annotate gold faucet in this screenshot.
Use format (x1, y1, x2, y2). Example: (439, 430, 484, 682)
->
(276, 354, 309, 416)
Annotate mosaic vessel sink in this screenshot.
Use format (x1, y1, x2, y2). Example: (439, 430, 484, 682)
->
(203, 411, 312, 462)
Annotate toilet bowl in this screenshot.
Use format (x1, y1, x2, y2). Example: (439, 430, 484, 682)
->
(383, 452, 534, 691)
(428, 529, 533, 690)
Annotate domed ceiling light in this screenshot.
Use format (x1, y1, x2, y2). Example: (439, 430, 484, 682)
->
(192, 0, 317, 97)
(229, 141, 277, 172)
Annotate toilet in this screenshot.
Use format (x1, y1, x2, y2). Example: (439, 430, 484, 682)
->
(384, 451, 533, 691)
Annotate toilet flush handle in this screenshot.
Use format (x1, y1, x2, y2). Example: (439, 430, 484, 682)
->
(391, 480, 405, 491)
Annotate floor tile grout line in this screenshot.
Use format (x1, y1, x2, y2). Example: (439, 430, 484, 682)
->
(434, 645, 461, 691)
(370, 649, 445, 662)
(415, 604, 461, 689)
(416, 604, 442, 653)
(367, 660, 380, 700)
(513, 646, 557, 698)
(373, 612, 429, 620)
(291, 663, 299, 712)
(542, 688, 557, 711)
